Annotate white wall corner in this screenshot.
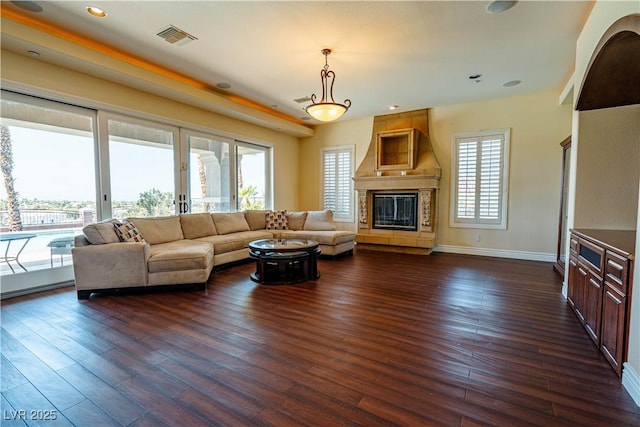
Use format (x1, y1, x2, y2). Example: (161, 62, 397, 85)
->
(559, 72, 575, 106)
(622, 362, 640, 408)
(433, 245, 556, 263)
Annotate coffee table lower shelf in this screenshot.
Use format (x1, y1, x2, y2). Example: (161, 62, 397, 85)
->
(249, 239, 320, 285)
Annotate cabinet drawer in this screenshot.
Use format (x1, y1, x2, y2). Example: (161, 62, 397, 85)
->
(578, 238, 605, 278)
(570, 235, 578, 255)
(605, 251, 629, 293)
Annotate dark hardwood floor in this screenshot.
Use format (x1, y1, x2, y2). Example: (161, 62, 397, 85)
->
(2, 250, 640, 426)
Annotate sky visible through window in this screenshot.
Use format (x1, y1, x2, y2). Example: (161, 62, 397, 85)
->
(1, 126, 96, 201)
(1, 126, 264, 204)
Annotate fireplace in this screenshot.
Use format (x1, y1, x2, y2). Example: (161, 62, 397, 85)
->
(372, 193, 417, 231)
(352, 109, 441, 254)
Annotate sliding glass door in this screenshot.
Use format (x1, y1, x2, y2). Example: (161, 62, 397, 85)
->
(186, 132, 232, 213)
(0, 92, 97, 293)
(237, 142, 269, 211)
(184, 131, 271, 212)
(101, 114, 179, 219)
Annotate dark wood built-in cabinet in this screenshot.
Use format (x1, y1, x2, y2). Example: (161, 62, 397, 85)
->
(567, 229, 635, 376)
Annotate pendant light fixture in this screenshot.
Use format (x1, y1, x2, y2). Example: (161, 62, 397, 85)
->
(305, 48, 352, 122)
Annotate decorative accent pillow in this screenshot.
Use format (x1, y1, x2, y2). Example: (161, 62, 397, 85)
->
(266, 210, 288, 230)
(285, 211, 307, 231)
(114, 220, 146, 243)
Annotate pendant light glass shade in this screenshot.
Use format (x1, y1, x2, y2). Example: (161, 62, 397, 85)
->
(306, 102, 348, 122)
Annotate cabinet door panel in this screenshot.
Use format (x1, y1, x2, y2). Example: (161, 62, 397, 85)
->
(601, 284, 625, 376)
(573, 262, 588, 323)
(584, 272, 603, 346)
(567, 257, 578, 310)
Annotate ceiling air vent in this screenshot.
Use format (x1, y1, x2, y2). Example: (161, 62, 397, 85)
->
(156, 25, 198, 46)
(294, 96, 311, 104)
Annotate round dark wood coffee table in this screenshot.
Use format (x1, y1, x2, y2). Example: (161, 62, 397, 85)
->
(249, 239, 320, 284)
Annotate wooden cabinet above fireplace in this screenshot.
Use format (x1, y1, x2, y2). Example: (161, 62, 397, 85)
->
(376, 128, 417, 172)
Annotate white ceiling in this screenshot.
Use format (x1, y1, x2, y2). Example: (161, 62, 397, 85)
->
(2, 0, 594, 125)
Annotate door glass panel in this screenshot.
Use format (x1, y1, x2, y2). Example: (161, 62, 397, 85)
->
(188, 135, 231, 213)
(237, 144, 267, 210)
(0, 94, 96, 283)
(108, 119, 176, 218)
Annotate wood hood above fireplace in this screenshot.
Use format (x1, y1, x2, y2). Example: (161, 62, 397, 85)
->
(353, 109, 441, 254)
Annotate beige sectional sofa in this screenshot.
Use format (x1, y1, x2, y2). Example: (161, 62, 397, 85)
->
(71, 210, 355, 299)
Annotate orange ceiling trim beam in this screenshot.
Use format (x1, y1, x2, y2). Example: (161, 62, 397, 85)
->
(1, 7, 207, 89)
(1, 7, 305, 126)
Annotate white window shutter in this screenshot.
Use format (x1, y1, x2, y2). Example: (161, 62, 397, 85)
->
(478, 137, 503, 223)
(322, 146, 354, 222)
(456, 139, 478, 220)
(451, 129, 509, 229)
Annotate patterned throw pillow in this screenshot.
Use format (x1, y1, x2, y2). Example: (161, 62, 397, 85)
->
(265, 210, 288, 230)
(113, 220, 146, 243)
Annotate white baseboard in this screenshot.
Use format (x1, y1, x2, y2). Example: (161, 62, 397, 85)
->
(623, 363, 640, 407)
(434, 244, 556, 263)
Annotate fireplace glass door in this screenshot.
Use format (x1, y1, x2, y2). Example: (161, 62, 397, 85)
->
(372, 193, 418, 231)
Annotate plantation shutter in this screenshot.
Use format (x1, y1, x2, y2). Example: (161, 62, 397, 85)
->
(453, 131, 508, 227)
(322, 146, 354, 221)
(456, 139, 478, 220)
(323, 151, 337, 212)
(478, 137, 503, 222)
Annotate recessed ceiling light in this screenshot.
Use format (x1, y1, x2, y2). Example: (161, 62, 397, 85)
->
(503, 80, 522, 87)
(86, 6, 107, 17)
(389, 105, 400, 110)
(27, 50, 40, 57)
(10, 1, 43, 13)
(216, 83, 232, 89)
(486, 1, 518, 14)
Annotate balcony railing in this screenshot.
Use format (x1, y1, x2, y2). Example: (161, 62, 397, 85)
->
(0, 209, 95, 232)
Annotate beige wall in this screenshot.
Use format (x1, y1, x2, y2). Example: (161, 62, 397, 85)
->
(1, 50, 300, 210)
(431, 91, 572, 255)
(574, 104, 640, 228)
(299, 116, 373, 210)
(301, 91, 572, 256)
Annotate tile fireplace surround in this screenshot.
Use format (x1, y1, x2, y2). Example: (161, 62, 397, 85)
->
(353, 109, 441, 254)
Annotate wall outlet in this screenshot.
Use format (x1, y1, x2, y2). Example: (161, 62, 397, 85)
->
(475, 234, 481, 242)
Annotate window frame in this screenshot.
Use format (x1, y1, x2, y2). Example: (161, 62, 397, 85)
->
(321, 144, 355, 223)
(449, 128, 510, 229)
